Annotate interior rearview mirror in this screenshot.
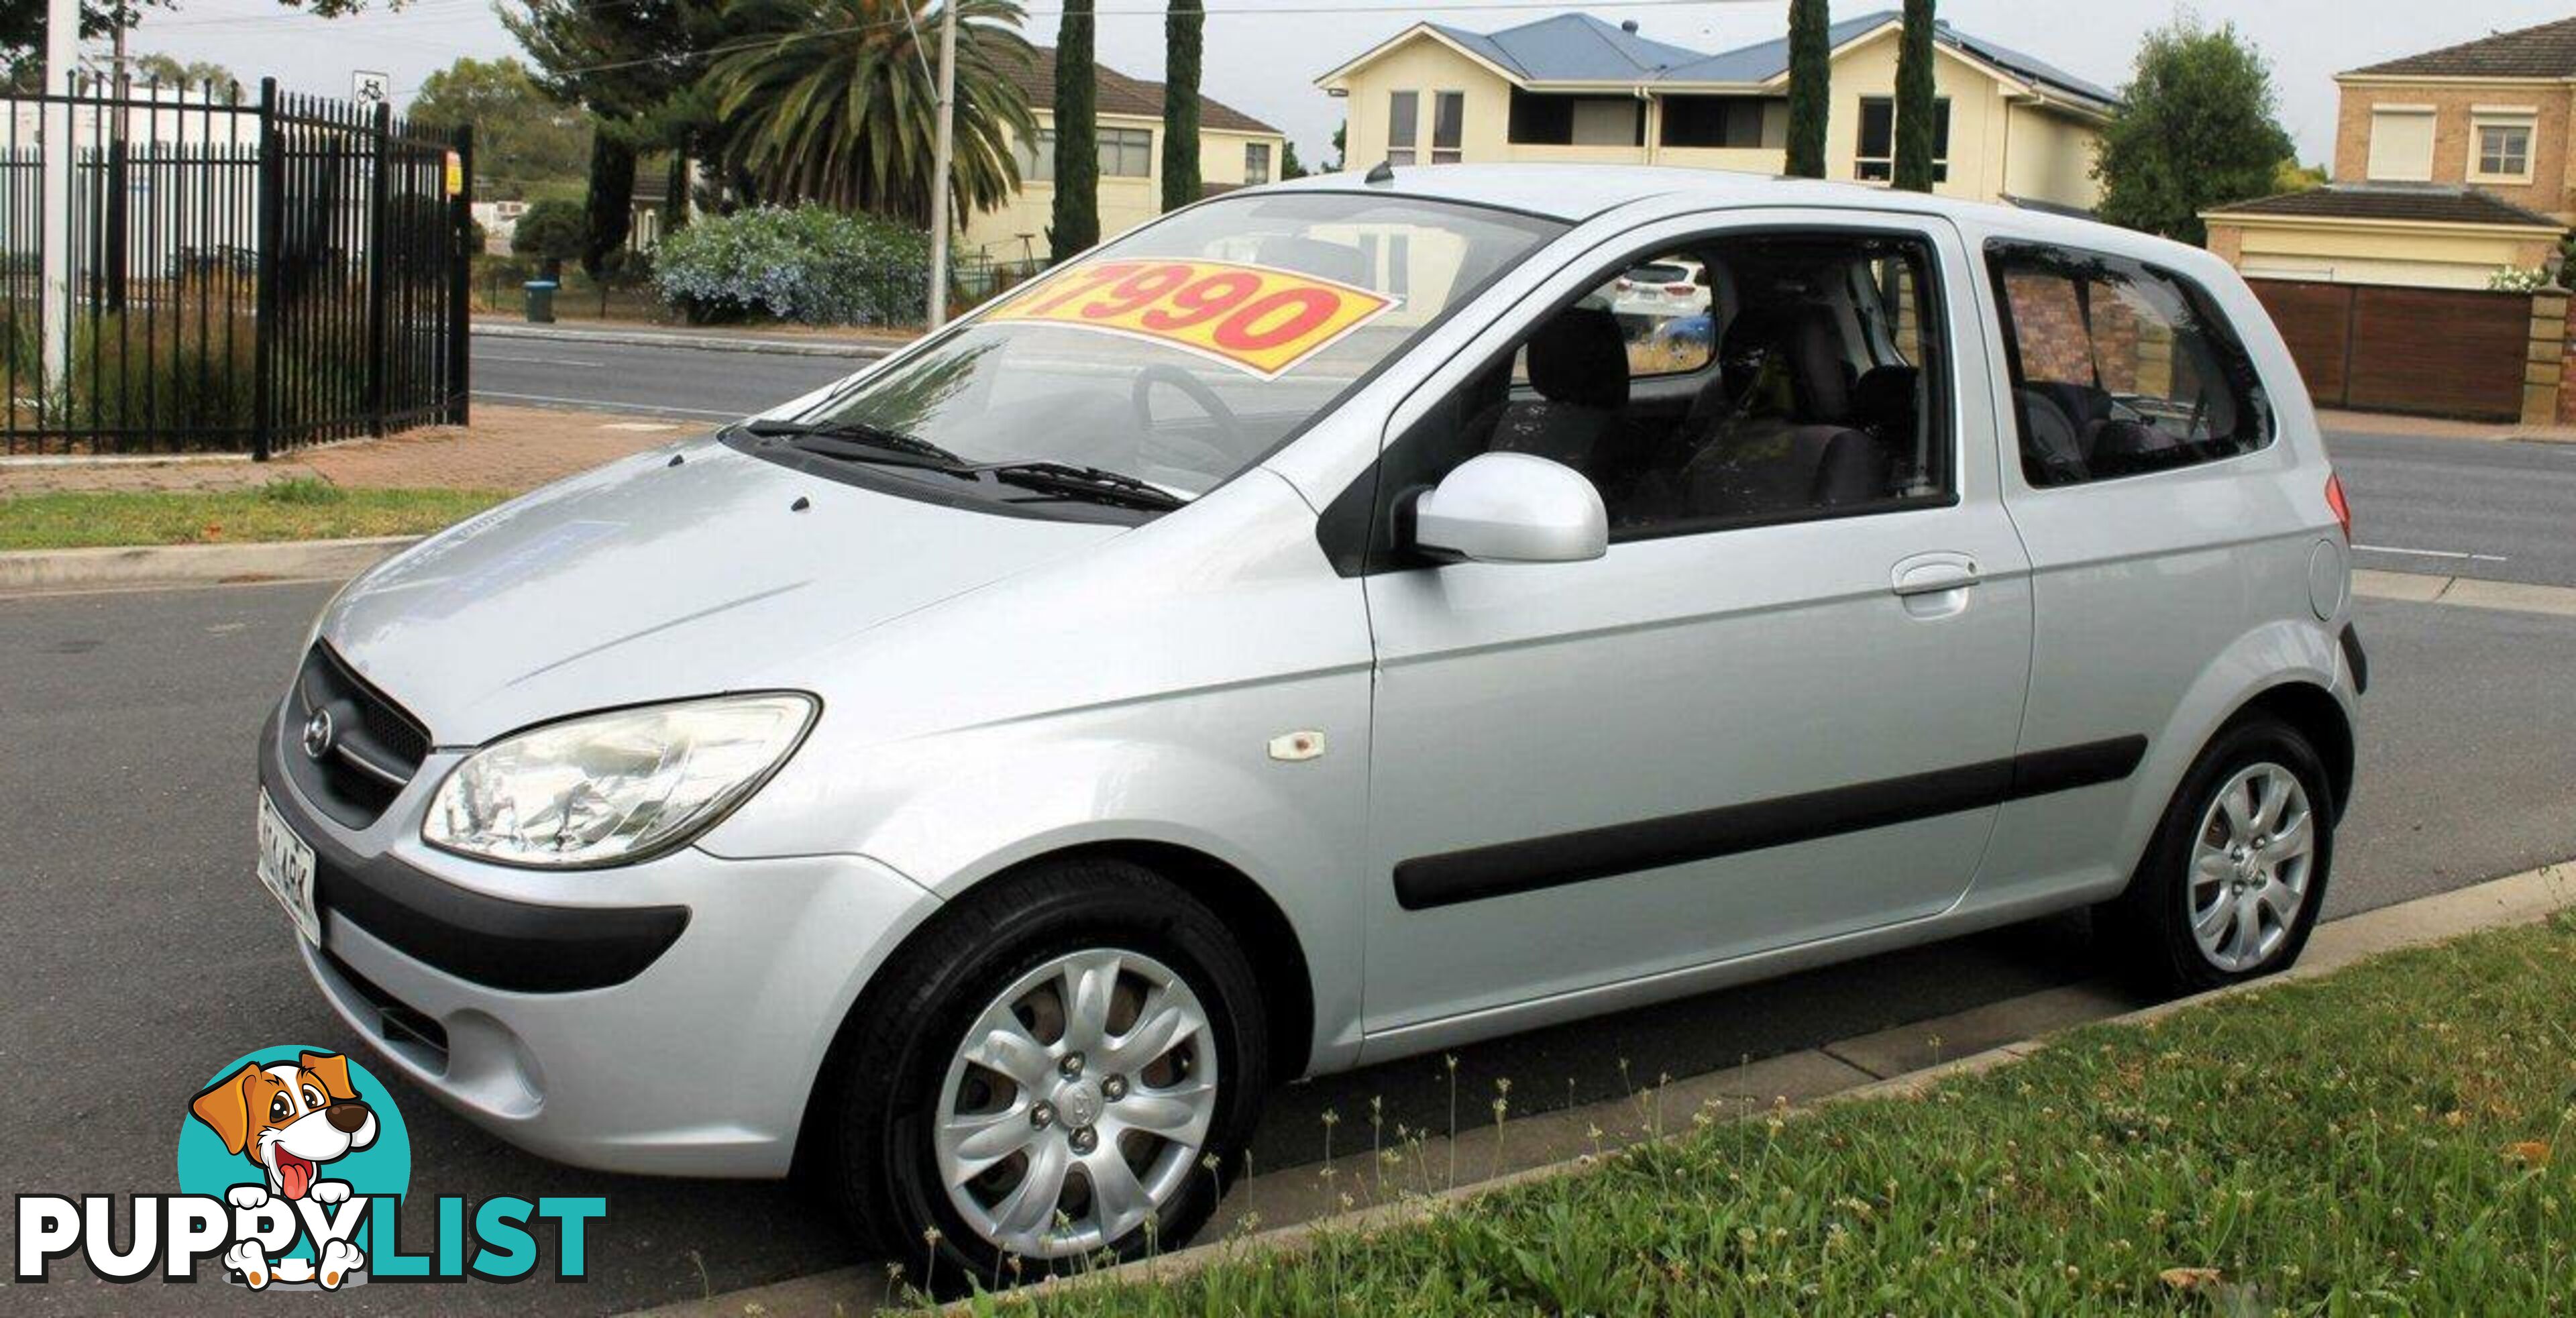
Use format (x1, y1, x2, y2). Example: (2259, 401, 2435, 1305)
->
(1409, 451, 1608, 565)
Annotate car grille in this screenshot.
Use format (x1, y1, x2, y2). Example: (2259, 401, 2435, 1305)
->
(284, 644, 433, 829)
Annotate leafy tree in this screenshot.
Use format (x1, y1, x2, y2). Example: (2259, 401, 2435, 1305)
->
(1051, 0, 1099, 259)
(1327, 123, 1344, 173)
(707, 0, 1033, 225)
(2094, 18, 2294, 245)
(1784, 0, 1830, 179)
(1892, 0, 1936, 192)
(510, 197, 588, 278)
(2272, 159, 2327, 193)
(582, 131, 637, 276)
(1160, 0, 1201, 212)
(502, 0, 730, 216)
(408, 56, 590, 201)
(132, 53, 235, 93)
(1280, 138, 1306, 180)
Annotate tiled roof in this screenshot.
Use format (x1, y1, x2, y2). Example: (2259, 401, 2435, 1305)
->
(2207, 184, 2565, 229)
(999, 46, 1279, 135)
(1411, 10, 2118, 111)
(2347, 15, 2576, 79)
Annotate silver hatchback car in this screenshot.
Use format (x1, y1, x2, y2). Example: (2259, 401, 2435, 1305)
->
(256, 165, 2361, 1273)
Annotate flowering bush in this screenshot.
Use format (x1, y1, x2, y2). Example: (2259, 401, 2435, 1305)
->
(651, 205, 930, 326)
(2487, 264, 2553, 293)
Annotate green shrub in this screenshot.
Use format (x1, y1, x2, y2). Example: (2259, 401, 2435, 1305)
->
(649, 204, 928, 326)
(510, 198, 588, 278)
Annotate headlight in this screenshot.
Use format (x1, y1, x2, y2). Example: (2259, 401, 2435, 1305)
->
(423, 693, 816, 869)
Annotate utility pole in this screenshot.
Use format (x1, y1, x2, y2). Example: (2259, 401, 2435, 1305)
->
(925, 0, 959, 329)
(40, 0, 76, 391)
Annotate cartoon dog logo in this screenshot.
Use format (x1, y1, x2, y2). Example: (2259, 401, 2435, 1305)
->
(188, 1051, 378, 1288)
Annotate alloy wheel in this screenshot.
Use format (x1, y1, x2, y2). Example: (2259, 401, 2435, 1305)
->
(931, 948, 1218, 1259)
(2186, 761, 2316, 973)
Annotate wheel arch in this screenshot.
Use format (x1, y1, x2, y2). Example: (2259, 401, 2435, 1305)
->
(790, 838, 1318, 1172)
(2231, 679, 2356, 820)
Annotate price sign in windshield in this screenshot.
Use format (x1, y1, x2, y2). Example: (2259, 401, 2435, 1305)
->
(985, 258, 1398, 379)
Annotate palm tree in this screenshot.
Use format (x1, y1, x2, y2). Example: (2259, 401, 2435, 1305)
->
(708, 0, 1036, 225)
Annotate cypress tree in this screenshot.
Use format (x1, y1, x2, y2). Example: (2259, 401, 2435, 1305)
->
(1892, 0, 1938, 192)
(1161, 0, 1203, 212)
(581, 129, 637, 278)
(1050, 0, 1100, 260)
(1784, 0, 1831, 179)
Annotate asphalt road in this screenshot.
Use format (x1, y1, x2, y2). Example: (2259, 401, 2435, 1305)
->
(5, 567, 2575, 1313)
(466, 331, 2576, 588)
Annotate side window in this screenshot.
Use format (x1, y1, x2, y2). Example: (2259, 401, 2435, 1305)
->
(1379, 229, 1952, 549)
(1986, 243, 2274, 488)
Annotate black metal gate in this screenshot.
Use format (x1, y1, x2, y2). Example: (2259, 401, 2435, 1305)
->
(2, 76, 473, 456)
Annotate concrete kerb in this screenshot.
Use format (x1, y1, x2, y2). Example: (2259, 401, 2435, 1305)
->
(0, 536, 417, 594)
(629, 860, 2576, 1317)
(473, 323, 901, 361)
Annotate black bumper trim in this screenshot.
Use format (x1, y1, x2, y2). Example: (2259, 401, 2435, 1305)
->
(2339, 622, 2369, 696)
(262, 706, 690, 993)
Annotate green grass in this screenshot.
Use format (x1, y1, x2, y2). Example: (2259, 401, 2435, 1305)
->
(0, 478, 508, 550)
(973, 914, 2576, 1315)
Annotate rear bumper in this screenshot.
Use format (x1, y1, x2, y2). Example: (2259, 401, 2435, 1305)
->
(259, 701, 945, 1177)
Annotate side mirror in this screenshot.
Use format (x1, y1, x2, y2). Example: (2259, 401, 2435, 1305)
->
(1409, 451, 1608, 565)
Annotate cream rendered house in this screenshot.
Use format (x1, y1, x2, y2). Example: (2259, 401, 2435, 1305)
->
(2201, 15, 2574, 290)
(961, 46, 1290, 266)
(1316, 10, 2116, 211)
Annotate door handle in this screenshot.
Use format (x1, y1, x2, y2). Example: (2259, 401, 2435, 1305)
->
(1891, 552, 1981, 597)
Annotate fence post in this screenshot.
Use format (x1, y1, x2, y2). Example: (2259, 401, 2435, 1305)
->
(364, 99, 391, 436)
(447, 124, 472, 426)
(251, 76, 280, 461)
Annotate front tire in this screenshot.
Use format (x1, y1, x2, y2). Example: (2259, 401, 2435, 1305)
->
(812, 858, 1268, 1283)
(2104, 715, 2334, 993)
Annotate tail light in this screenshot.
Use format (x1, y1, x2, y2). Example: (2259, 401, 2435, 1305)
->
(1664, 284, 1695, 296)
(1614, 278, 1634, 292)
(2324, 472, 2351, 541)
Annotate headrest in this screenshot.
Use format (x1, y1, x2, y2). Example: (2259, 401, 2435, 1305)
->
(1852, 365, 1921, 433)
(1721, 303, 1854, 422)
(1525, 307, 1629, 410)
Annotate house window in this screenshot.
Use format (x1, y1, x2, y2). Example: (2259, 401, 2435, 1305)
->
(1388, 91, 1419, 165)
(1099, 127, 1154, 178)
(1014, 128, 1055, 183)
(1508, 90, 1643, 146)
(1244, 142, 1272, 184)
(2473, 115, 2535, 182)
(1432, 91, 1464, 163)
(1855, 97, 1949, 182)
(1660, 95, 1780, 149)
(2365, 107, 2436, 181)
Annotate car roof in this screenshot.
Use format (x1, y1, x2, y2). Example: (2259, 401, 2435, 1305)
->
(1260, 163, 2192, 266)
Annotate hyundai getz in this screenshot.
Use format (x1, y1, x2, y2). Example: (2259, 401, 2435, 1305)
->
(256, 165, 2362, 1274)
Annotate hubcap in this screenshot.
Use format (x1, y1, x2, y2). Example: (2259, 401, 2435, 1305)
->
(2187, 761, 2316, 973)
(932, 948, 1218, 1259)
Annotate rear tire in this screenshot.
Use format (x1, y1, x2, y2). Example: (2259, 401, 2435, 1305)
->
(2102, 716, 2334, 994)
(811, 857, 1268, 1288)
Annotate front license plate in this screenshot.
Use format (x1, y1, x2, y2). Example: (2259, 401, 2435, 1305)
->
(257, 788, 321, 946)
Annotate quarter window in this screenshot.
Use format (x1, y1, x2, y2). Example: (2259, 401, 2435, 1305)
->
(1986, 242, 2274, 488)
(1855, 97, 1949, 183)
(1388, 91, 1419, 166)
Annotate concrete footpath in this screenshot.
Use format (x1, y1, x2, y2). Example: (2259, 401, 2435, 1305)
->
(635, 860, 2575, 1317)
(474, 319, 906, 360)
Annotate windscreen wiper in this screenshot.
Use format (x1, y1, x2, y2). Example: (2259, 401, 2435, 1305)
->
(740, 418, 967, 470)
(969, 461, 1187, 511)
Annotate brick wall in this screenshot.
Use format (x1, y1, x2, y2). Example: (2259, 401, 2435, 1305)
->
(1998, 269, 2151, 392)
(2334, 81, 2575, 221)
(2552, 293, 2576, 425)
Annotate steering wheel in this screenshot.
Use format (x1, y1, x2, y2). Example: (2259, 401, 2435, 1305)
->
(1131, 364, 1246, 473)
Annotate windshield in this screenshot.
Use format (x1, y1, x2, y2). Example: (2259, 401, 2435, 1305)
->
(762, 193, 1565, 509)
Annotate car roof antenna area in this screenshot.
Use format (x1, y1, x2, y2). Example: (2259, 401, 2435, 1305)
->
(1364, 158, 1397, 185)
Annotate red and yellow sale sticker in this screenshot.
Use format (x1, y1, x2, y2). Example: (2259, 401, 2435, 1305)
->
(985, 258, 1398, 379)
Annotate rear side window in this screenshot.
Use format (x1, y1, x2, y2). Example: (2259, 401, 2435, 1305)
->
(1986, 242, 2273, 488)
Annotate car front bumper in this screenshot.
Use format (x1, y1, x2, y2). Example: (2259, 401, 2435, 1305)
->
(258, 701, 943, 1177)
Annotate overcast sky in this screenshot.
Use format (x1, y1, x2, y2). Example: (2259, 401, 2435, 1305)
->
(107, 0, 2575, 168)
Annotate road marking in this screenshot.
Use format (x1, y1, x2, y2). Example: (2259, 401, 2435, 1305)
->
(472, 390, 743, 420)
(2354, 568, 2576, 618)
(2354, 543, 2510, 563)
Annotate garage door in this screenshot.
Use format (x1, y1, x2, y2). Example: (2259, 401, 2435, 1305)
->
(2245, 279, 2532, 423)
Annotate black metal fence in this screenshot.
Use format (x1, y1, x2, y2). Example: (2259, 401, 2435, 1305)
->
(2, 77, 472, 457)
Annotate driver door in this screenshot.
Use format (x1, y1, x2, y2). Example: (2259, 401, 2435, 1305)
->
(1355, 212, 2035, 1048)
